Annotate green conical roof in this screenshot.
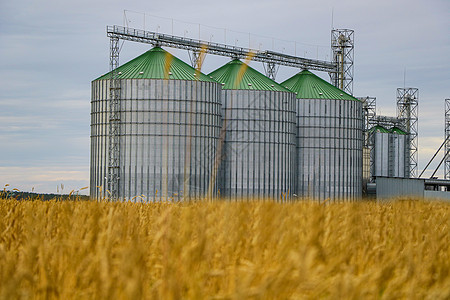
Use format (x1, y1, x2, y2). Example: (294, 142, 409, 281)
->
(208, 59, 290, 91)
(390, 126, 408, 135)
(370, 125, 390, 133)
(94, 47, 215, 82)
(281, 70, 359, 101)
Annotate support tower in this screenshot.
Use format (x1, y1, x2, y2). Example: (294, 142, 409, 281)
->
(360, 97, 377, 146)
(188, 50, 200, 68)
(263, 62, 279, 80)
(397, 88, 418, 178)
(359, 97, 377, 182)
(331, 29, 354, 95)
(445, 99, 450, 179)
(107, 36, 121, 199)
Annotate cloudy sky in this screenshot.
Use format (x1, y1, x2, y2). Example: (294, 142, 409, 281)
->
(1, 0, 449, 195)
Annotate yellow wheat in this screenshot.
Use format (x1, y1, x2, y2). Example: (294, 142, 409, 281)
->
(0, 198, 448, 299)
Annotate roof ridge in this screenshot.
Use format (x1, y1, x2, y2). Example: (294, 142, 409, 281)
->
(370, 125, 391, 133)
(390, 126, 408, 135)
(281, 70, 359, 101)
(208, 60, 291, 92)
(94, 47, 215, 82)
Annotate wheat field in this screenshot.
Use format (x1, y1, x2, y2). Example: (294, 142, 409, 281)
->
(0, 198, 448, 299)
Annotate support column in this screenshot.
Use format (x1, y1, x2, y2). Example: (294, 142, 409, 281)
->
(445, 99, 450, 179)
(108, 37, 121, 199)
(397, 88, 418, 178)
(263, 62, 278, 80)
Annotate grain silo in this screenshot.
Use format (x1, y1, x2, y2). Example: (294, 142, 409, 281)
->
(282, 70, 363, 199)
(371, 125, 409, 178)
(390, 126, 409, 178)
(91, 47, 222, 200)
(208, 59, 296, 198)
(371, 125, 390, 177)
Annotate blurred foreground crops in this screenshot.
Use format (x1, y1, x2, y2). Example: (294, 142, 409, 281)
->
(0, 198, 449, 299)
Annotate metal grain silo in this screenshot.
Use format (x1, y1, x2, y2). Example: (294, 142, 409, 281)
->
(281, 70, 363, 200)
(371, 125, 390, 177)
(91, 47, 222, 200)
(390, 126, 409, 178)
(208, 59, 296, 198)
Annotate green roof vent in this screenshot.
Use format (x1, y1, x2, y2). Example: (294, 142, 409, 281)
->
(94, 47, 215, 82)
(208, 59, 290, 91)
(281, 70, 359, 101)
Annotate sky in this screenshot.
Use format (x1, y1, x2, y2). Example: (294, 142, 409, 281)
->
(1, 0, 449, 195)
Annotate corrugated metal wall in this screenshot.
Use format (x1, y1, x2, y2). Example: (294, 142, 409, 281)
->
(218, 90, 296, 198)
(90, 79, 222, 200)
(372, 131, 409, 179)
(373, 131, 390, 177)
(391, 134, 407, 177)
(296, 98, 363, 199)
(376, 177, 424, 199)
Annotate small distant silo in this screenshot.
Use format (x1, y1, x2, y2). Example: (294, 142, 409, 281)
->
(390, 126, 409, 178)
(371, 125, 390, 177)
(370, 125, 410, 179)
(282, 70, 363, 199)
(91, 47, 222, 200)
(208, 59, 296, 198)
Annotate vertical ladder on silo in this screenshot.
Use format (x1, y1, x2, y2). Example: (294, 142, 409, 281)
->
(388, 134, 394, 177)
(107, 36, 121, 200)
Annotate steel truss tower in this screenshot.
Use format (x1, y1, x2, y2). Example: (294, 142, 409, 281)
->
(445, 99, 450, 179)
(359, 97, 377, 182)
(397, 88, 419, 178)
(360, 97, 377, 146)
(188, 50, 200, 68)
(263, 62, 279, 80)
(107, 37, 121, 199)
(331, 29, 354, 95)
